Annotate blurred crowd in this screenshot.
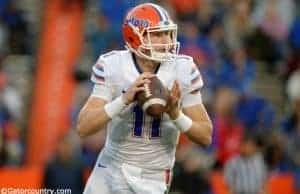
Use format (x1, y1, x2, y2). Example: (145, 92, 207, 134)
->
(0, 0, 31, 166)
(1, 0, 300, 193)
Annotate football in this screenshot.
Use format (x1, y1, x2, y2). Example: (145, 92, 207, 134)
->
(136, 76, 169, 118)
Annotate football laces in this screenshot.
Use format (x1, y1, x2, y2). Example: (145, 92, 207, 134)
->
(144, 83, 152, 98)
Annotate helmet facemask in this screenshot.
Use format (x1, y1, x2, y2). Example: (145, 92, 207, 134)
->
(126, 23, 180, 62)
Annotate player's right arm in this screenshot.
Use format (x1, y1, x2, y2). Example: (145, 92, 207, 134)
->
(77, 96, 110, 138)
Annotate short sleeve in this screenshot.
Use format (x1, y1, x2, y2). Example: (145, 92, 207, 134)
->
(185, 60, 204, 94)
(91, 57, 107, 85)
(90, 56, 113, 101)
(90, 84, 113, 102)
(177, 56, 204, 108)
(181, 92, 203, 108)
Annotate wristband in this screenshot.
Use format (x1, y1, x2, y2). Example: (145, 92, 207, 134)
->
(172, 111, 193, 133)
(104, 96, 127, 118)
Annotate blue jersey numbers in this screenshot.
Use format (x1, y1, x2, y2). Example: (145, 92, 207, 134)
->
(132, 104, 161, 138)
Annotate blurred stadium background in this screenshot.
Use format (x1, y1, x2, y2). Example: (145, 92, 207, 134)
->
(0, 0, 300, 193)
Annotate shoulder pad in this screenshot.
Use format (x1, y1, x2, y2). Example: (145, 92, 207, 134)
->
(176, 54, 193, 63)
(95, 50, 126, 69)
(101, 50, 119, 58)
(175, 55, 196, 71)
(98, 50, 121, 62)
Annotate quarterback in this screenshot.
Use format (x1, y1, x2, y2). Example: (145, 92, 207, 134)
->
(77, 3, 213, 194)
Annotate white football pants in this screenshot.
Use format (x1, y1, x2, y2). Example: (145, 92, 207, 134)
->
(83, 158, 171, 194)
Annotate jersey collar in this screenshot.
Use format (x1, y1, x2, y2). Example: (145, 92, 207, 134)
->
(131, 53, 161, 74)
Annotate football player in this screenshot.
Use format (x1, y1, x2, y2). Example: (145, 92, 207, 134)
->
(77, 3, 213, 194)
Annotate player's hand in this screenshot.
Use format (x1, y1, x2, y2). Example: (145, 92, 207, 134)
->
(122, 72, 155, 105)
(166, 80, 181, 120)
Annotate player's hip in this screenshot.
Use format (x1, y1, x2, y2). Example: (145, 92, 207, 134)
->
(99, 144, 175, 170)
(94, 161, 172, 194)
(95, 149, 173, 193)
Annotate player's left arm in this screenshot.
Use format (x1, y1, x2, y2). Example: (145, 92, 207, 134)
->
(166, 81, 213, 146)
(182, 103, 212, 146)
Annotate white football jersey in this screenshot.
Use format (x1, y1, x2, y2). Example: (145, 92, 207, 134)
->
(90, 50, 203, 170)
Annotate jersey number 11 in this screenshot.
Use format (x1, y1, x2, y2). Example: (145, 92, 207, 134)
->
(132, 104, 161, 138)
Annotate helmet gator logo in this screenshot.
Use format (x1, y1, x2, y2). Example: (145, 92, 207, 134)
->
(125, 17, 150, 28)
